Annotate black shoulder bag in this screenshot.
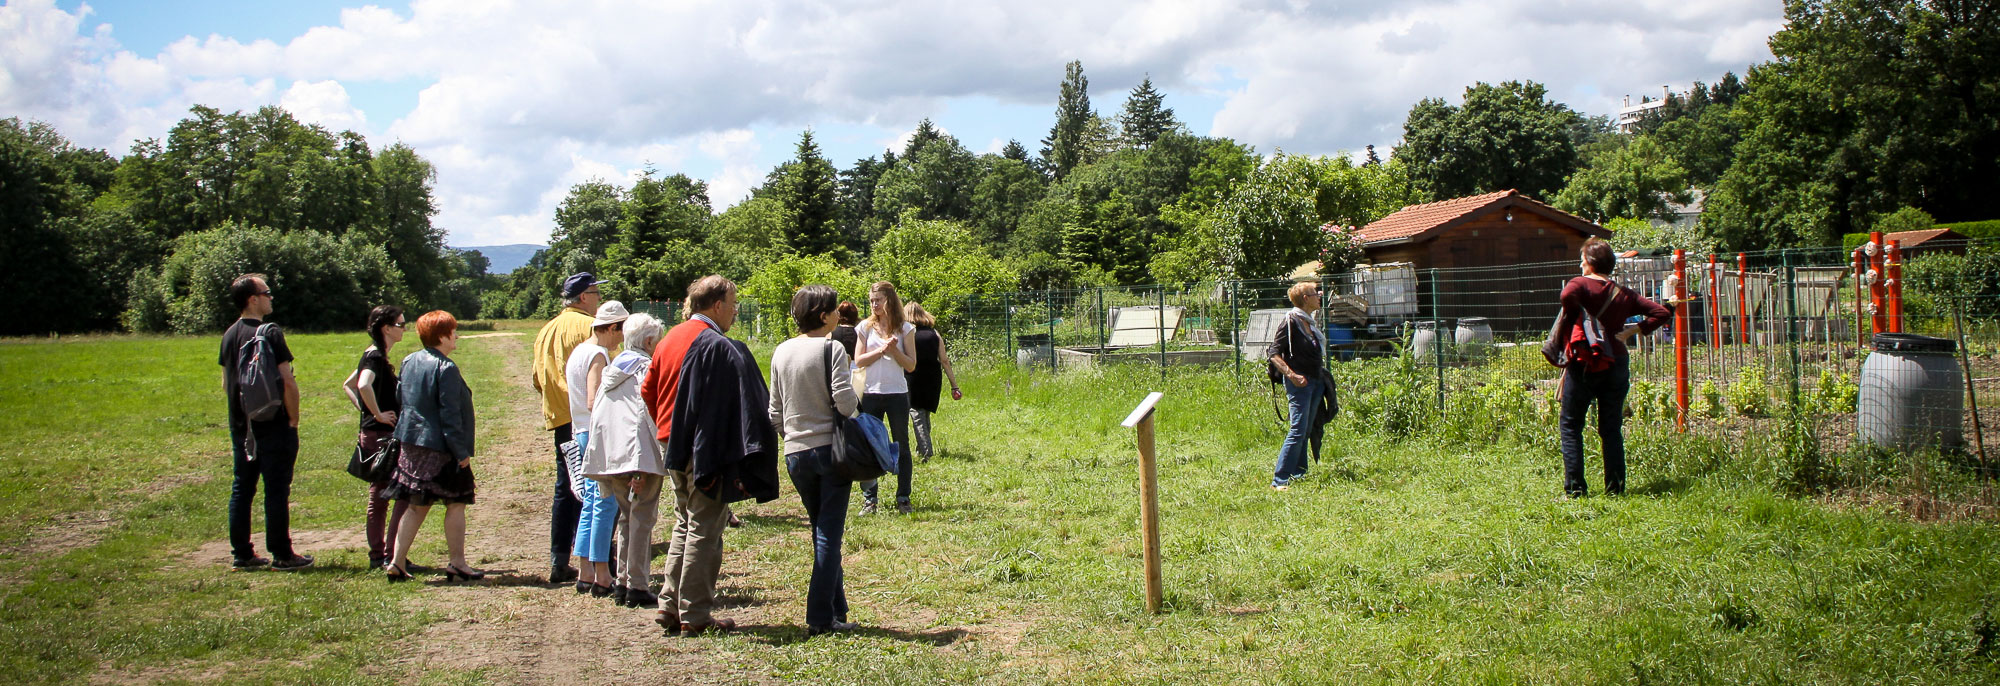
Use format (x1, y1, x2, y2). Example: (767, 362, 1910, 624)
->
(822, 342, 887, 481)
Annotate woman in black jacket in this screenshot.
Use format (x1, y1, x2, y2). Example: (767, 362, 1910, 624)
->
(1266, 282, 1327, 491)
(385, 310, 482, 582)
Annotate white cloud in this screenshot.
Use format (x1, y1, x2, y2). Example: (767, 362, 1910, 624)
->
(1, 0, 1785, 245)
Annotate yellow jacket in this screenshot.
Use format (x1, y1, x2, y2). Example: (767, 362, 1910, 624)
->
(532, 307, 595, 429)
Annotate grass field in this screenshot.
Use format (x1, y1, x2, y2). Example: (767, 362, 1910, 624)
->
(1, 325, 1997, 684)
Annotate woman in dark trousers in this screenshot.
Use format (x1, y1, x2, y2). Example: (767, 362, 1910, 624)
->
(343, 305, 410, 569)
(768, 286, 862, 636)
(1266, 281, 1327, 491)
(902, 301, 960, 462)
(1555, 238, 1675, 497)
(854, 282, 918, 514)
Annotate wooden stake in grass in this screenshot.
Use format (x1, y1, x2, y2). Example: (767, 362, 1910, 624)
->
(1122, 391, 1165, 615)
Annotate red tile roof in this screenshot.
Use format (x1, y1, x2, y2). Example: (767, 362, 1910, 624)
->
(1357, 189, 1608, 245)
(1883, 228, 1966, 248)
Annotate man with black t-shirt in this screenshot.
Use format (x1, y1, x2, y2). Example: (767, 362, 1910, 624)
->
(218, 273, 313, 571)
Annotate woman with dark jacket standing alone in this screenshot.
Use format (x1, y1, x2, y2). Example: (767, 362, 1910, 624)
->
(384, 310, 482, 582)
(343, 305, 409, 570)
(902, 301, 960, 462)
(1266, 281, 1328, 491)
(1554, 238, 1675, 498)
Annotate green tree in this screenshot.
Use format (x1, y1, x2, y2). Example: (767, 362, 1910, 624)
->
(599, 172, 714, 301)
(765, 130, 841, 255)
(1395, 80, 1584, 199)
(872, 133, 979, 229)
(1707, 0, 2000, 249)
(708, 194, 795, 277)
(1118, 75, 1178, 148)
(835, 153, 890, 257)
(1040, 60, 1095, 181)
(868, 216, 1018, 328)
(369, 143, 449, 309)
(969, 154, 1044, 248)
(1552, 136, 1694, 223)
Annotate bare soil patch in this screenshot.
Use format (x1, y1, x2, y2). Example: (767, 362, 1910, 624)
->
(10, 470, 213, 561)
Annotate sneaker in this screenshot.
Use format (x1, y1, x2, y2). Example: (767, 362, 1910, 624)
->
(805, 620, 860, 637)
(896, 501, 913, 514)
(549, 564, 578, 584)
(232, 556, 270, 570)
(860, 500, 878, 515)
(271, 554, 315, 571)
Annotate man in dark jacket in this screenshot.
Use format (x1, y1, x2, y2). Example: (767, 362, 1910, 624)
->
(653, 275, 779, 638)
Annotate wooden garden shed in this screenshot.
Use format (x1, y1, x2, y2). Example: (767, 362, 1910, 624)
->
(1355, 190, 1612, 336)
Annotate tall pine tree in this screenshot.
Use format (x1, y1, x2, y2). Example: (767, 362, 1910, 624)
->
(1117, 75, 1177, 147)
(1039, 60, 1093, 181)
(776, 129, 840, 255)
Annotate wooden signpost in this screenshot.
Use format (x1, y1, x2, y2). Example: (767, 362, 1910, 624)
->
(1121, 391, 1165, 614)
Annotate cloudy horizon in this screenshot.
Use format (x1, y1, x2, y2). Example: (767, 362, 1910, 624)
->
(2, 0, 1784, 246)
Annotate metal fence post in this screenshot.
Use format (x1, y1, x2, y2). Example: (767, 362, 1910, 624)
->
(1784, 250, 1802, 411)
(1048, 289, 1057, 373)
(1097, 286, 1106, 352)
(1674, 250, 1690, 432)
(1231, 280, 1241, 381)
(1003, 291, 1012, 364)
(1158, 285, 1168, 380)
(1429, 268, 1444, 412)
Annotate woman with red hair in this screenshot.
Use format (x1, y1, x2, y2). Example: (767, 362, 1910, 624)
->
(384, 310, 483, 582)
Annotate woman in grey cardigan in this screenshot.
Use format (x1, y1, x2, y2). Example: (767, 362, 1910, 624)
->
(767, 285, 861, 636)
(385, 310, 482, 582)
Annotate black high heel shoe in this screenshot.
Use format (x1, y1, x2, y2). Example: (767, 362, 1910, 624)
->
(385, 563, 413, 583)
(443, 563, 485, 582)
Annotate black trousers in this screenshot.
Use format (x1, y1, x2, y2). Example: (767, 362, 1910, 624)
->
(859, 393, 913, 505)
(550, 423, 582, 566)
(1559, 357, 1630, 496)
(229, 423, 298, 560)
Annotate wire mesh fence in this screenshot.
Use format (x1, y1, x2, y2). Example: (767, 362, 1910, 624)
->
(629, 238, 1997, 508)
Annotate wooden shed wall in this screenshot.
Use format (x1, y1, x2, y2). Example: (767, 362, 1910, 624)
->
(1362, 208, 1597, 336)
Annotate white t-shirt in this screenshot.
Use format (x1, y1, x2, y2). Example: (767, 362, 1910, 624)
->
(564, 341, 609, 433)
(856, 320, 916, 395)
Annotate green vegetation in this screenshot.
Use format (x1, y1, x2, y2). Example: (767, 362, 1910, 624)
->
(2, 331, 1997, 684)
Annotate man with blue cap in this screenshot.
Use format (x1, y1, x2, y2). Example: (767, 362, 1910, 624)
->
(531, 272, 607, 583)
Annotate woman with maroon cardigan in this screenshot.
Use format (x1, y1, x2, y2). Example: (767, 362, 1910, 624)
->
(1555, 239, 1675, 498)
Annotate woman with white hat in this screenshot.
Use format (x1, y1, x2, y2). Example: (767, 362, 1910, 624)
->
(564, 300, 629, 597)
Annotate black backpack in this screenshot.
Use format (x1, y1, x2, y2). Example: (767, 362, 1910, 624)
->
(236, 323, 286, 422)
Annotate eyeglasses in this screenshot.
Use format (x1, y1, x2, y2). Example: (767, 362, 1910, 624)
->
(387, 322, 406, 329)
(255, 290, 273, 297)
(583, 289, 601, 296)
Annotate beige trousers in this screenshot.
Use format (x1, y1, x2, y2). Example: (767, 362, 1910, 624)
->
(661, 469, 729, 624)
(594, 472, 662, 593)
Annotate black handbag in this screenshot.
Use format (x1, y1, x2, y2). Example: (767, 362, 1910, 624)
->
(346, 434, 399, 483)
(823, 342, 887, 481)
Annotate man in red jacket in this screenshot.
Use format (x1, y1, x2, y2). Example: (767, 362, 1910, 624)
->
(642, 275, 740, 636)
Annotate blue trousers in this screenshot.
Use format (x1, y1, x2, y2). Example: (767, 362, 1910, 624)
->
(571, 432, 619, 562)
(788, 445, 851, 628)
(1272, 378, 1324, 486)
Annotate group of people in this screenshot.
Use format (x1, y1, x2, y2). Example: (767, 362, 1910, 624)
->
(1259, 237, 1674, 498)
(216, 237, 1654, 640)
(218, 269, 959, 638)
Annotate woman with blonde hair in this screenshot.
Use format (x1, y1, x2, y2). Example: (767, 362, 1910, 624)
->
(854, 282, 917, 514)
(902, 301, 960, 463)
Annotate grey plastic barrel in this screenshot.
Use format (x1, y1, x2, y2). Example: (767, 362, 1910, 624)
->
(1857, 333, 1963, 452)
(1410, 321, 1444, 360)
(1455, 317, 1495, 363)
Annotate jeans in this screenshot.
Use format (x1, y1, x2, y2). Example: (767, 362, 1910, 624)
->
(1559, 357, 1631, 496)
(570, 432, 620, 563)
(229, 423, 298, 560)
(550, 424, 583, 566)
(1272, 378, 1324, 486)
(859, 393, 913, 505)
(910, 408, 934, 459)
(787, 446, 852, 628)
(662, 469, 730, 625)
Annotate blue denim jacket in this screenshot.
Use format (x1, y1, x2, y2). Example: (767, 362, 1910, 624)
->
(394, 347, 476, 460)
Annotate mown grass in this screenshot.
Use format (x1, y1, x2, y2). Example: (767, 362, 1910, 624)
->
(2, 328, 1998, 684)
(0, 329, 526, 684)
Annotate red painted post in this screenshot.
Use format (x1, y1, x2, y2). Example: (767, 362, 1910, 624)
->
(1736, 253, 1750, 344)
(1674, 250, 1689, 432)
(1886, 240, 1903, 333)
(1868, 231, 1886, 335)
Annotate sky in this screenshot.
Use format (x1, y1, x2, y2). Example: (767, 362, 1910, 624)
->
(2, 0, 1785, 247)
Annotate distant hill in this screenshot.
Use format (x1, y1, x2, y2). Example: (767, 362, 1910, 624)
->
(452, 244, 545, 274)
